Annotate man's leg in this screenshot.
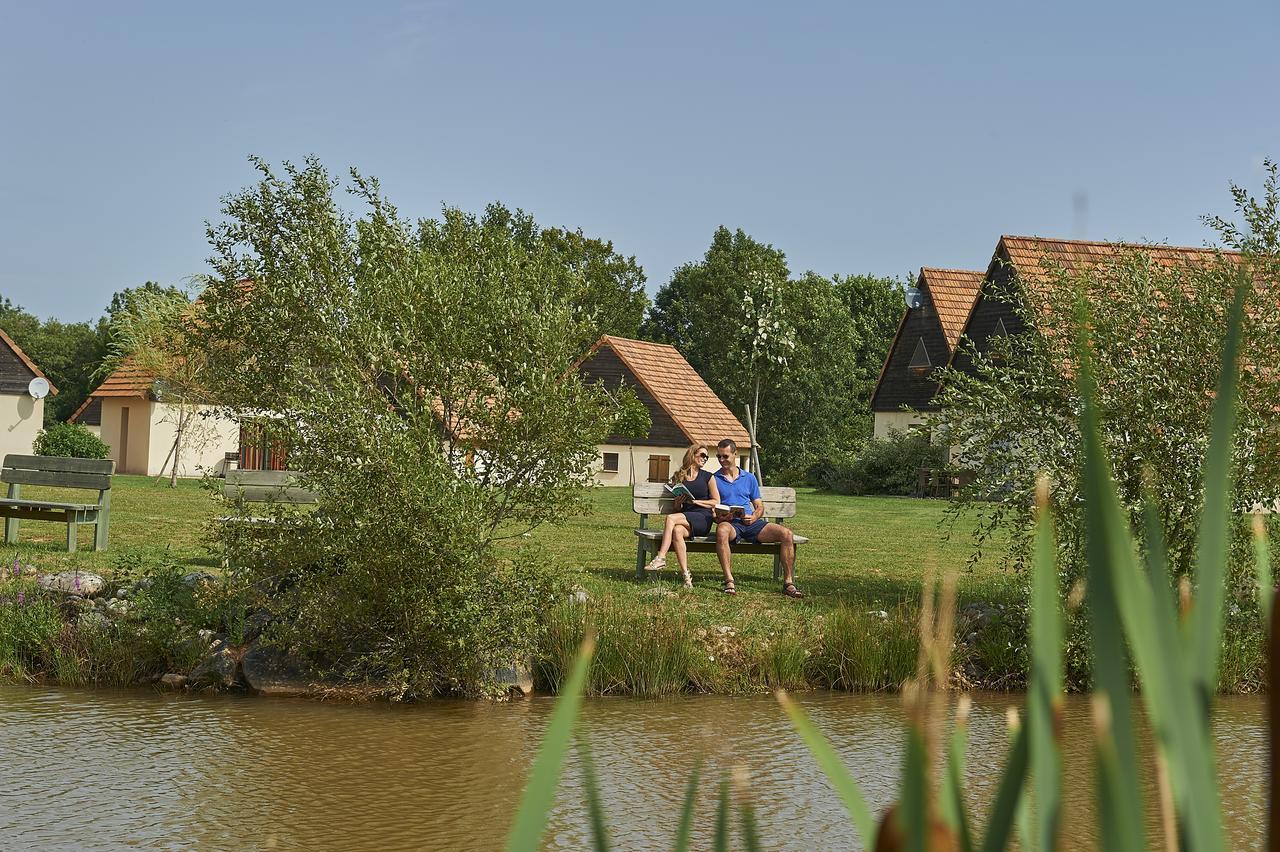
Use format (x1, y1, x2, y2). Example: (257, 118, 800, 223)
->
(758, 523, 796, 585)
(715, 522, 737, 590)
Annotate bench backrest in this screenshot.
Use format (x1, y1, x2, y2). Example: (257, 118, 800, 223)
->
(1, 454, 114, 491)
(632, 481, 796, 519)
(223, 469, 318, 505)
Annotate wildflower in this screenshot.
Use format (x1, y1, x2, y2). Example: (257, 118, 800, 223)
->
(15, 592, 23, 606)
(73, 572, 81, 592)
(11, 558, 18, 578)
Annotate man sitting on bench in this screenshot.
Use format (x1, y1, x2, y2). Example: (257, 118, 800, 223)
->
(712, 438, 804, 599)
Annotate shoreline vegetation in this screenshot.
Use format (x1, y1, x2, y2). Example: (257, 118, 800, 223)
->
(0, 477, 1267, 698)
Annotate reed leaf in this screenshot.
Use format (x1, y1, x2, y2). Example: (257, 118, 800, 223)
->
(577, 732, 610, 852)
(939, 700, 974, 852)
(1254, 513, 1272, 631)
(672, 760, 701, 852)
(776, 690, 877, 848)
(505, 633, 596, 852)
(713, 774, 730, 852)
(1029, 479, 1063, 852)
(1190, 271, 1248, 703)
(898, 724, 928, 852)
(978, 720, 1028, 852)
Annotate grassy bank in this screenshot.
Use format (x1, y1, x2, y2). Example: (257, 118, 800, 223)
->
(0, 478, 1264, 695)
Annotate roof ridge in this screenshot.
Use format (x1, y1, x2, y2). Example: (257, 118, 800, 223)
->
(1000, 234, 1238, 255)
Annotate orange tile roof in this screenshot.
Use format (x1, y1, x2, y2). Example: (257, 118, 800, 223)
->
(999, 235, 1240, 284)
(89, 356, 154, 399)
(591, 335, 751, 448)
(0, 327, 58, 394)
(920, 268, 984, 350)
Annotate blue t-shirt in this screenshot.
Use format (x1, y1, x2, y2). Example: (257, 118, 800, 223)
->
(714, 469, 761, 513)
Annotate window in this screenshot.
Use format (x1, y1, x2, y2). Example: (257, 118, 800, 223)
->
(989, 317, 1010, 365)
(908, 338, 931, 378)
(647, 454, 671, 482)
(601, 452, 619, 473)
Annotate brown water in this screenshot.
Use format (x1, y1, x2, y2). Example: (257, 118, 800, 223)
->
(0, 685, 1264, 850)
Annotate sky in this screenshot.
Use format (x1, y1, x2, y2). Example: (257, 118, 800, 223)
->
(1, 0, 1277, 323)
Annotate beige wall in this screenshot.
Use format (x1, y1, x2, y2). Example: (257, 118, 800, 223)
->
(147, 402, 240, 477)
(873, 411, 929, 440)
(99, 397, 152, 475)
(0, 393, 44, 459)
(590, 443, 750, 487)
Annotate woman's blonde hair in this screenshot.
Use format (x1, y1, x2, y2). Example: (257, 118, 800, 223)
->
(671, 445, 708, 485)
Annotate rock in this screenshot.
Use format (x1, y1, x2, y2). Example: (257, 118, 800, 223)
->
(159, 673, 188, 689)
(240, 643, 312, 697)
(76, 610, 111, 632)
(37, 572, 106, 597)
(189, 641, 240, 689)
(102, 598, 130, 617)
(182, 572, 217, 589)
(488, 658, 535, 697)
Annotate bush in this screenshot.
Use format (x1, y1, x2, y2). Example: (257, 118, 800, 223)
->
(32, 422, 109, 459)
(812, 430, 946, 496)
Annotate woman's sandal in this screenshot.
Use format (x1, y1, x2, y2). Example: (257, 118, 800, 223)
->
(782, 582, 805, 599)
(721, 580, 737, 595)
(644, 555, 666, 572)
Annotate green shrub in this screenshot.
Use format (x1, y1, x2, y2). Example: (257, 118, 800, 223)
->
(33, 422, 110, 459)
(812, 430, 946, 496)
(810, 605, 919, 691)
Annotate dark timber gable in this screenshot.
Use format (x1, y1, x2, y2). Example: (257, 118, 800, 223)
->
(871, 282, 954, 413)
(0, 329, 40, 395)
(578, 345, 689, 446)
(949, 248, 1030, 377)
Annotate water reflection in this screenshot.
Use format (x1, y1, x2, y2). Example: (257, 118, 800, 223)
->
(0, 686, 1264, 850)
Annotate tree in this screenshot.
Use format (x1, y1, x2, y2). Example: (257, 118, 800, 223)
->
(480, 203, 649, 345)
(833, 272, 905, 393)
(0, 298, 110, 425)
(935, 162, 1280, 585)
(194, 157, 643, 695)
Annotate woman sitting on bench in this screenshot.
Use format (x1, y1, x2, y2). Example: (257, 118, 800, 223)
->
(643, 445, 720, 587)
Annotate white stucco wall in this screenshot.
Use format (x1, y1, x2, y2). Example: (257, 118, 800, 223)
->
(873, 411, 928, 440)
(590, 444, 750, 487)
(0, 393, 44, 460)
(98, 397, 152, 475)
(146, 402, 239, 478)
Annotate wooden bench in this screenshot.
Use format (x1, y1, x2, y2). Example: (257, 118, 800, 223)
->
(221, 469, 317, 521)
(0, 454, 115, 552)
(632, 482, 808, 582)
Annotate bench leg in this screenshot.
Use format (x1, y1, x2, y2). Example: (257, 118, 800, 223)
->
(66, 521, 79, 553)
(94, 492, 110, 551)
(635, 540, 647, 580)
(3, 516, 16, 546)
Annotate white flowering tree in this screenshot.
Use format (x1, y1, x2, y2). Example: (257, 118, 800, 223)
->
(737, 268, 796, 473)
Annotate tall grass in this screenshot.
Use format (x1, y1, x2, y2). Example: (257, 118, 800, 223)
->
(507, 271, 1271, 850)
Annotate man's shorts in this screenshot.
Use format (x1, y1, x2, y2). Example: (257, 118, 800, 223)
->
(729, 517, 768, 544)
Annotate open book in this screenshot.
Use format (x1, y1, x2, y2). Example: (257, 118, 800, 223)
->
(664, 483, 694, 499)
(713, 504, 747, 522)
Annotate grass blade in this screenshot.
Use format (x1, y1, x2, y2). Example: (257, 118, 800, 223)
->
(1254, 513, 1272, 631)
(939, 696, 975, 852)
(672, 759, 702, 852)
(776, 691, 877, 848)
(713, 774, 730, 852)
(978, 715, 1029, 852)
(577, 732, 610, 852)
(1190, 271, 1248, 702)
(899, 724, 928, 852)
(505, 634, 596, 852)
(1029, 478, 1063, 852)
(734, 768, 763, 852)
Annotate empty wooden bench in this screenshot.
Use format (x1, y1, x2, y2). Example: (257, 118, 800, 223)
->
(632, 481, 808, 581)
(1, 454, 115, 552)
(220, 469, 317, 522)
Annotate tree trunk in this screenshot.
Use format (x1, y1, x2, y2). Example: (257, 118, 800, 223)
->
(169, 406, 187, 489)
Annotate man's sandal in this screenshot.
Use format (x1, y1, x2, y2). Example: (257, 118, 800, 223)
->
(721, 579, 737, 595)
(644, 555, 666, 572)
(782, 582, 805, 599)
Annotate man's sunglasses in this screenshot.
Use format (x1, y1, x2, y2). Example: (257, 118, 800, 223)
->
(716, 453, 732, 460)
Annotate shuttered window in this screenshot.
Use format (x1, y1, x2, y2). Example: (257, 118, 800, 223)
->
(647, 454, 670, 483)
(602, 452, 619, 472)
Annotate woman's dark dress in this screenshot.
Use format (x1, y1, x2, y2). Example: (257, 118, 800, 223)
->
(681, 469, 714, 537)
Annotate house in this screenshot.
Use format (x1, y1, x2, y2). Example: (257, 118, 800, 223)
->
(870, 268, 984, 438)
(577, 335, 753, 486)
(71, 357, 240, 477)
(68, 396, 101, 437)
(0, 327, 57, 458)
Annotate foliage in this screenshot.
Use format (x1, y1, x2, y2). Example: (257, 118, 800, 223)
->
(642, 226, 900, 480)
(0, 298, 110, 425)
(936, 164, 1280, 589)
(508, 270, 1265, 851)
(480, 203, 650, 345)
(194, 157, 642, 695)
(32, 422, 110, 459)
(812, 429, 947, 496)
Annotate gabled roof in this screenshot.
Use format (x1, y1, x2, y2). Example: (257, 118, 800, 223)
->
(67, 395, 102, 425)
(921, 268, 985, 350)
(0, 327, 58, 394)
(996, 235, 1239, 285)
(87, 356, 154, 399)
(581, 335, 751, 447)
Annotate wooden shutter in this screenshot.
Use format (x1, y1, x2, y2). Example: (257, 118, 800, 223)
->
(647, 454, 670, 482)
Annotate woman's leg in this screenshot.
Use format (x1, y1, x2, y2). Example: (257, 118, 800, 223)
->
(672, 527, 692, 587)
(647, 513, 690, 569)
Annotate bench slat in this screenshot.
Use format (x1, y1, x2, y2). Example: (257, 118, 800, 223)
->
(633, 498, 796, 518)
(0, 498, 99, 511)
(2, 454, 115, 475)
(224, 485, 318, 504)
(634, 528, 809, 546)
(1, 469, 113, 490)
(226, 469, 302, 487)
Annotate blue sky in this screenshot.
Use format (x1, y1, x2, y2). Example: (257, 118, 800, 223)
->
(2, 0, 1276, 322)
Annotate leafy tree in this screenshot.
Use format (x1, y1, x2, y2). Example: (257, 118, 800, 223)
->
(834, 272, 905, 392)
(480, 203, 649, 345)
(195, 157, 643, 695)
(935, 162, 1280, 586)
(0, 299, 109, 425)
(105, 281, 187, 323)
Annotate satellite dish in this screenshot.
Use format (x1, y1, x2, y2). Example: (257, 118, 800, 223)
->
(904, 287, 925, 310)
(27, 377, 49, 400)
